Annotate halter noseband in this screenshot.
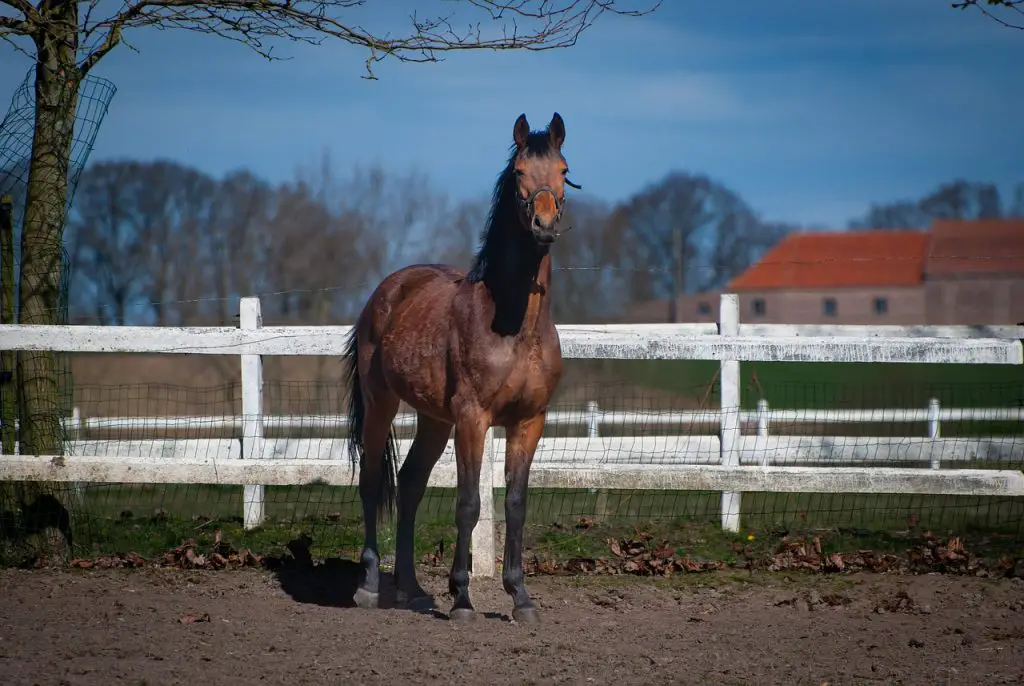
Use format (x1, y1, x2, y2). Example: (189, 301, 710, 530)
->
(517, 178, 582, 236)
(519, 186, 566, 226)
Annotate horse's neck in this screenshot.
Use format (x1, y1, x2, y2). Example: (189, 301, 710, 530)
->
(484, 225, 552, 337)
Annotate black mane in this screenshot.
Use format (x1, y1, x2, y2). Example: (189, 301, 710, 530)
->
(466, 131, 555, 284)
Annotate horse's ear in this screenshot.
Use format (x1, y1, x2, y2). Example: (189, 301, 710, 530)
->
(513, 113, 530, 150)
(548, 112, 565, 149)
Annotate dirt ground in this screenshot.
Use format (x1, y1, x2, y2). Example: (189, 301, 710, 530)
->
(1, 564, 1022, 686)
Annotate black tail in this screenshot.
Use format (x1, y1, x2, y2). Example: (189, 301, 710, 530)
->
(343, 326, 398, 523)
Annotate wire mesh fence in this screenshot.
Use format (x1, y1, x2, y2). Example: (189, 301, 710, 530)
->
(2, 357, 1022, 569)
(0, 67, 117, 567)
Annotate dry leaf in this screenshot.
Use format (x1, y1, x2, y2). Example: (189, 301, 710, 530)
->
(179, 613, 211, 624)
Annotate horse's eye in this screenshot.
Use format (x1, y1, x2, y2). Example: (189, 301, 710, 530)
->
(561, 169, 569, 176)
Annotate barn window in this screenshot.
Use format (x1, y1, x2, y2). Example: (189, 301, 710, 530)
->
(823, 298, 837, 317)
(873, 297, 888, 315)
(751, 298, 766, 317)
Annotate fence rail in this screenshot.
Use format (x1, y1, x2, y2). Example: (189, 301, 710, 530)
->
(16, 399, 1024, 434)
(2, 293, 1023, 578)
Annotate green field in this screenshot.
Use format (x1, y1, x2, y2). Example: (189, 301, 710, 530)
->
(568, 360, 1024, 439)
(612, 360, 1024, 409)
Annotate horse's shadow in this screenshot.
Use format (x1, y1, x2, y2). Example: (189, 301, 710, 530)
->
(267, 540, 505, 621)
(270, 556, 373, 608)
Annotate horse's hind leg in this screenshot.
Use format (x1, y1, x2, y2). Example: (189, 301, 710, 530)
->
(394, 413, 452, 611)
(353, 391, 400, 609)
(502, 413, 546, 624)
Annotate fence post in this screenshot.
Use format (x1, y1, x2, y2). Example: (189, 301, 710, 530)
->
(756, 398, 769, 466)
(587, 400, 609, 520)
(240, 297, 266, 530)
(472, 426, 496, 578)
(586, 400, 600, 438)
(70, 406, 83, 499)
(719, 293, 741, 532)
(927, 397, 941, 470)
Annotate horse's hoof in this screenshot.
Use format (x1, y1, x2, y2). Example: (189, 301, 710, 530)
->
(512, 607, 540, 625)
(398, 594, 436, 613)
(449, 607, 477, 624)
(353, 587, 379, 609)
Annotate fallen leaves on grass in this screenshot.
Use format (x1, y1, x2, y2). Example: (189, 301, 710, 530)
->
(54, 524, 1024, 583)
(66, 533, 264, 573)
(753, 532, 1009, 578)
(525, 530, 724, 578)
(69, 552, 148, 570)
(525, 529, 1023, 580)
(162, 535, 264, 571)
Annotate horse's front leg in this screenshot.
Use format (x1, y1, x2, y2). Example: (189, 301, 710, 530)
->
(502, 412, 545, 624)
(449, 412, 489, 623)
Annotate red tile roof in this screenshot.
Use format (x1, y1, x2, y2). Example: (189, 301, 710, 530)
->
(728, 230, 929, 291)
(926, 218, 1024, 278)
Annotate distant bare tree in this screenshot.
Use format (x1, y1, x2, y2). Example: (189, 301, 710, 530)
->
(332, 163, 453, 288)
(1010, 183, 1024, 217)
(848, 179, 1010, 230)
(847, 201, 930, 231)
(66, 160, 221, 325)
(700, 212, 790, 293)
(601, 171, 785, 309)
(149, 164, 221, 326)
(65, 162, 147, 325)
(437, 198, 489, 269)
(203, 171, 274, 323)
(548, 195, 622, 323)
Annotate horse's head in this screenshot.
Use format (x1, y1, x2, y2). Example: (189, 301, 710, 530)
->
(510, 112, 576, 245)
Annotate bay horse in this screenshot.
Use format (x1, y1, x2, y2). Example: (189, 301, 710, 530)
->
(342, 112, 575, 624)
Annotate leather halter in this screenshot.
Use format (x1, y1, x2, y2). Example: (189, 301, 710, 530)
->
(519, 185, 566, 226)
(517, 178, 582, 238)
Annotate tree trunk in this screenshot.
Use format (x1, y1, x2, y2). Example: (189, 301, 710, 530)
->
(13, 2, 81, 565)
(18, 2, 81, 461)
(1, 195, 16, 457)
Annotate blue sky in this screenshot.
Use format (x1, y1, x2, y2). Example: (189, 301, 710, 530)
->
(1, 0, 1022, 228)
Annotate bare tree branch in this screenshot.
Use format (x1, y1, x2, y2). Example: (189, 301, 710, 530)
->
(0, 14, 32, 34)
(0, 0, 38, 58)
(1, 0, 39, 21)
(0, 22, 35, 61)
(74, 0, 661, 77)
(952, 0, 1024, 30)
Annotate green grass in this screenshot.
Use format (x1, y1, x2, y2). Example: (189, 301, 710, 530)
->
(3, 482, 1021, 569)
(579, 360, 1024, 439)
(9, 506, 1022, 573)
(611, 360, 1024, 410)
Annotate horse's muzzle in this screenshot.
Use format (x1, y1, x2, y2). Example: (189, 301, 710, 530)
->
(532, 228, 558, 245)
(531, 213, 561, 245)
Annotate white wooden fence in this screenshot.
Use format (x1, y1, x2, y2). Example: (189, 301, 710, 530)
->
(2, 293, 1024, 579)
(27, 398, 1024, 437)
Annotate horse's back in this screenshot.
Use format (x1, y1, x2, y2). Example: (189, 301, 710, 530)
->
(359, 262, 465, 334)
